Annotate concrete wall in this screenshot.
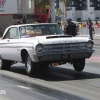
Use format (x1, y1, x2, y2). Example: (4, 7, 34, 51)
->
(67, 7, 75, 21)
(94, 11, 100, 20)
(59, 0, 100, 21)
(0, 0, 35, 36)
(75, 11, 83, 21)
(0, 15, 13, 36)
(22, 0, 35, 14)
(17, 0, 35, 24)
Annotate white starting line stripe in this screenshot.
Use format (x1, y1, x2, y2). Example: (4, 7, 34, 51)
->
(17, 85, 30, 90)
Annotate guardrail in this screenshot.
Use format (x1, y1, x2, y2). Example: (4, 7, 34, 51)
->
(79, 27, 100, 36)
(0, 26, 100, 37)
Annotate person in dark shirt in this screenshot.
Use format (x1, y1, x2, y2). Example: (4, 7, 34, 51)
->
(37, 19, 41, 23)
(88, 19, 93, 40)
(58, 22, 62, 28)
(23, 18, 26, 24)
(46, 18, 52, 23)
(64, 18, 77, 37)
(14, 20, 22, 25)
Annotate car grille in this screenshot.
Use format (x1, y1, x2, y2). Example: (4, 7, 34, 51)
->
(43, 43, 87, 51)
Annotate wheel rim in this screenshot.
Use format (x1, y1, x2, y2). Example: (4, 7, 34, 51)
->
(26, 56, 31, 73)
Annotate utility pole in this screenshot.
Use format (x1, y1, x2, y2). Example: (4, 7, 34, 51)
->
(50, 0, 55, 23)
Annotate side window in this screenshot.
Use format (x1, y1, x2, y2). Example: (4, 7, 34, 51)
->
(4, 28, 18, 39)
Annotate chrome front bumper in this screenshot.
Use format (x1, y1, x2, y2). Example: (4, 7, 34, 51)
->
(33, 50, 94, 62)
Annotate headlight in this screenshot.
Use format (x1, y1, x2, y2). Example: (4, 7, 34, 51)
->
(36, 44, 43, 52)
(87, 41, 93, 49)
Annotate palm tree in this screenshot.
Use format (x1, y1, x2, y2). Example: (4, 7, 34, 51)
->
(35, 0, 50, 9)
(35, 0, 50, 14)
(56, 8, 63, 21)
(60, 0, 69, 21)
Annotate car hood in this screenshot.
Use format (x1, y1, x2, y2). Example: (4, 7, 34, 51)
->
(20, 35, 90, 44)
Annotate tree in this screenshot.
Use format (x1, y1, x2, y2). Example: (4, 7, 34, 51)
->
(60, 0, 69, 21)
(56, 8, 63, 21)
(35, 0, 50, 9)
(35, 0, 50, 14)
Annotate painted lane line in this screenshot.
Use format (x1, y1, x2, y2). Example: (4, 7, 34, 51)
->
(17, 85, 30, 90)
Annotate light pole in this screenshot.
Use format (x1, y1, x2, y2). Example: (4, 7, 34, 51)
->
(50, 0, 55, 23)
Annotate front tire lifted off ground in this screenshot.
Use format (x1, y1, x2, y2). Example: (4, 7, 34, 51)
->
(73, 58, 85, 72)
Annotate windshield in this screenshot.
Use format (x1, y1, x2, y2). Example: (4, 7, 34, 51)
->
(19, 24, 63, 38)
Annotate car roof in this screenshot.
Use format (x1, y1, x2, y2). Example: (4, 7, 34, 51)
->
(10, 23, 57, 28)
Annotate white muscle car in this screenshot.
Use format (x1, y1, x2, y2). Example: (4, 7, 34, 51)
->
(0, 23, 94, 76)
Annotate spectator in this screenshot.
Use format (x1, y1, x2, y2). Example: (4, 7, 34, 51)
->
(79, 23, 81, 27)
(86, 21, 89, 26)
(80, 23, 83, 27)
(16, 20, 21, 25)
(37, 18, 41, 23)
(83, 23, 87, 27)
(45, 4, 50, 14)
(95, 20, 98, 25)
(22, 16, 26, 24)
(64, 18, 77, 37)
(46, 18, 52, 23)
(98, 23, 100, 27)
(58, 22, 62, 28)
(88, 19, 93, 40)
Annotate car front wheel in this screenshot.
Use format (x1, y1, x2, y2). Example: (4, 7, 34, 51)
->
(73, 58, 85, 72)
(25, 54, 38, 76)
(0, 56, 11, 70)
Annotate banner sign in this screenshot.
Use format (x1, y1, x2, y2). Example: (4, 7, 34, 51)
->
(17, 0, 22, 10)
(0, 0, 17, 14)
(0, 0, 6, 7)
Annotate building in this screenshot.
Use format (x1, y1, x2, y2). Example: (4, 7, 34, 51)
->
(55, 0, 100, 21)
(0, 0, 35, 35)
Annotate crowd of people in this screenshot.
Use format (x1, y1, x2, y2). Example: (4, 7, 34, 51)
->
(13, 16, 97, 40)
(75, 20, 100, 28)
(60, 18, 95, 40)
(74, 19, 99, 40)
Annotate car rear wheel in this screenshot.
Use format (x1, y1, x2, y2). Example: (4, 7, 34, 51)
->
(0, 56, 11, 70)
(25, 54, 38, 76)
(73, 58, 85, 72)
